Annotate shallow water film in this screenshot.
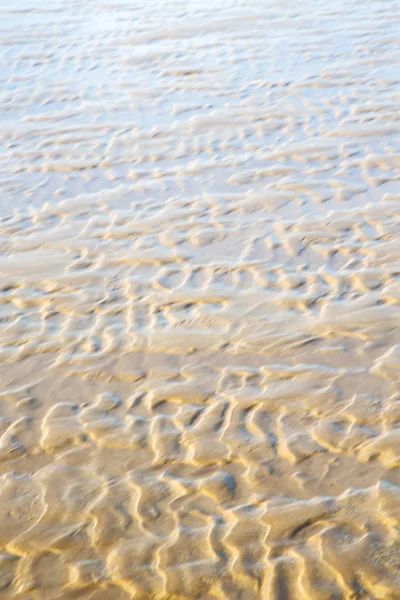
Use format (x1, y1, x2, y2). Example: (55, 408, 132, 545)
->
(1, 0, 400, 598)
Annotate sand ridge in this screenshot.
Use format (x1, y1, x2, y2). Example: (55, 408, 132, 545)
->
(1, 0, 400, 598)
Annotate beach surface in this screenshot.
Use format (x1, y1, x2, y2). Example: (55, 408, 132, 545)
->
(1, 0, 400, 598)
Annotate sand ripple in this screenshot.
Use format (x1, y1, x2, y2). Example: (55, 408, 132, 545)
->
(1, 0, 400, 598)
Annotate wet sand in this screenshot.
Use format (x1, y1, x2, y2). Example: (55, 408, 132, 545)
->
(1, 0, 400, 598)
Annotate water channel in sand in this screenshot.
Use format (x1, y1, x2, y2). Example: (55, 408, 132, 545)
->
(0, 0, 400, 598)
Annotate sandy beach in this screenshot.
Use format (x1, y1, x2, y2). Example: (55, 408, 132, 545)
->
(1, 0, 400, 598)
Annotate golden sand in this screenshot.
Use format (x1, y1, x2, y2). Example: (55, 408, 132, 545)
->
(0, 0, 400, 598)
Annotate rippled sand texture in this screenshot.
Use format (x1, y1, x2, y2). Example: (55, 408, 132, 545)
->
(1, 0, 400, 598)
